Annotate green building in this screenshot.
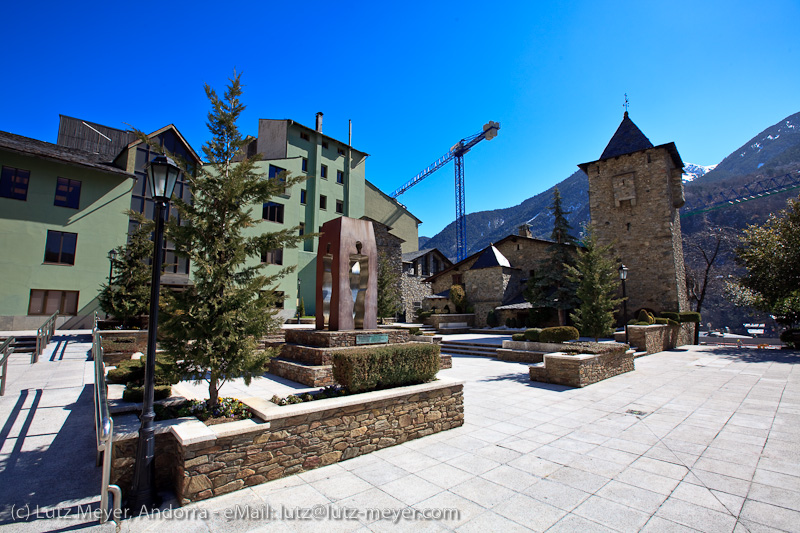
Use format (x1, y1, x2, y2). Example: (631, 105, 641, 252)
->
(0, 131, 134, 329)
(0, 113, 421, 327)
(243, 113, 421, 319)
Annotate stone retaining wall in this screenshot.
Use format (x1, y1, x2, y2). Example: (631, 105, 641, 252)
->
(529, 344, 632, 388)
(99, 330, 148, 358)
(111, 379, 464, 505)
(626, 323, 695, 355)
(427, 314, 475, 330)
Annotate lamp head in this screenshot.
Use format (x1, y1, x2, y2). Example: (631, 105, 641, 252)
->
(146, 154, 181, 201)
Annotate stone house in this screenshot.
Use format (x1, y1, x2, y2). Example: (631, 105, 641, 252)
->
(400, 248, 452, 321)
(424, 227, 577, 327)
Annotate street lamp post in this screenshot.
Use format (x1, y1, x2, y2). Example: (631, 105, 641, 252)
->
(128, 155, 181, 511)
(107, 249, 118, 285)
(619, 264, 629, 344)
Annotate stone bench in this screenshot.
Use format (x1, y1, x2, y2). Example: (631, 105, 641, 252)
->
(437, 322, 470, 334)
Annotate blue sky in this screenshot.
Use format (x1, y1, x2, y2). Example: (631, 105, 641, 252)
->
(2, 0, 798, 238)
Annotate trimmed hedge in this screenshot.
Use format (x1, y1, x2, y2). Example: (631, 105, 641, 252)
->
(539, 326, 580, 343)
(511, 333, 526, 341)
(332, 343, 440, 394)
(780, 329, 800, 349)
(524, 328, 542, 342)
(660, 311, 701, 324)
(122, 385, 173, 403)
(486, 311, 499, 327)
(106, 356, 176, 386)
(637, 309, 655, 325)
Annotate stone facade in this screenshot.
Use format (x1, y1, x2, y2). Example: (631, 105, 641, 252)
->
(111, 379, 464, 504)
(401, 249, 451, 322)
(580, 128, 689, 315)
(529, 344, 633, 387)
(400, 273, 432, 322)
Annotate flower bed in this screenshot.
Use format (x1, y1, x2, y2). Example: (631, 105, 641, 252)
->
(111, 377, 464, 505)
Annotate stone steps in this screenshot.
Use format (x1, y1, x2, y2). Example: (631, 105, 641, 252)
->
(440, 341, 499, 358)
(0, 335, 36, 353)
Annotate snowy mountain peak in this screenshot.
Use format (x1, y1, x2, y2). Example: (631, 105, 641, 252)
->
(682, 163, 717, 182)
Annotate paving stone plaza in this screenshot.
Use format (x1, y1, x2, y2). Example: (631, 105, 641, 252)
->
(0, 333, 798, 532)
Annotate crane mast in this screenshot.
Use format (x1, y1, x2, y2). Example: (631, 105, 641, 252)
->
(391, 121, 499, 261)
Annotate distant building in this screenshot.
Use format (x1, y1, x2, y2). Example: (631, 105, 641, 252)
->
(400, 248, 452, 321)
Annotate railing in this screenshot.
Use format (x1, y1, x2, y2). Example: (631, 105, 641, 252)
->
(33, 311, 58, 363)
(0, 337, 14, 396)
(92, 313, 122, 524)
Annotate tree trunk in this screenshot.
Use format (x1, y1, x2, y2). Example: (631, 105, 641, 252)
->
(209, 375, 219, 407)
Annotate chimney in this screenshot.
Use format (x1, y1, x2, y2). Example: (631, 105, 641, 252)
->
(316, 112, 323, 133)
(518, 224, 532, 238)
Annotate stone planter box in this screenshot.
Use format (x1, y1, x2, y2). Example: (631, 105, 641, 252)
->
(111, 378, 464, 505)
(529, 344, 633, 387)
(98, 330, 148, 364)
(626, 323, 696, 355)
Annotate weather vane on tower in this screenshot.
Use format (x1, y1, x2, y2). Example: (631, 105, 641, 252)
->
(623, 94, 630, 114)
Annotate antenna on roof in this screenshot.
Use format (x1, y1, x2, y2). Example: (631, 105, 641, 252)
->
(623, 94, 630, 115)
(82, 121, 111, 153)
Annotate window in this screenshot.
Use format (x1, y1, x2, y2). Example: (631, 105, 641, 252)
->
(262, 202, 284, 223)
(299, 222, 305, 236)
(322, 141, 329, 149)
(28, 289, 79, 315)
(44, 230, 77, 265)
(452, 273, 462, 285)
(335, 199, 344, 214)
(300, 189, 307, 204)
(1, 165, 30, 200)
(302, 158, 308, 172)
(300, 132, 310, 141)
(269, 164, 289, 196)
(261, 248, 283, 265)
(54, 177, 81, 209)
(336, 170, 344, 184)
(321, 165, 328, 179)
(338, 148, 346, 156)
(319, 195, 327, 210)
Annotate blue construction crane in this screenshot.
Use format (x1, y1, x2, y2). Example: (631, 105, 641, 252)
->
(391, 121, 500, 262)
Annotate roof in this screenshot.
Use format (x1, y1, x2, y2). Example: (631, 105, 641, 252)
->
(578, 112, 684, 171)
(126, 124, 203, 164)
(402, 248, 441, 262)
(470, 245, 511, 270)
(0, 130, 134, 178)
(424, 232, 574, 283)
(600, 112, 653, 159)
(365, 179, 423, 224)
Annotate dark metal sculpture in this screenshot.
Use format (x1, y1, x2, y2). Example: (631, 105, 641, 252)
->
(316, 217, 378, 330)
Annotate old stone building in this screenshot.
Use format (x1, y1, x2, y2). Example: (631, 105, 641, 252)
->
(400, 248, 452, 321)
(579, 112, 689, 315)
(425, 227, 576, 327)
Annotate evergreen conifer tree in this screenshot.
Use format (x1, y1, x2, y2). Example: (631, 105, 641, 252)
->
(566, 224, 623, 341)
(377, 250, 402, 321)
(524, 187, 578, 325)
(159, 73, 305, 406)
(98, 210, 154, 328)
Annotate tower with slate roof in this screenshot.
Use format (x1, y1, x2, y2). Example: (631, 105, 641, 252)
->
(578, 112, 689, 315)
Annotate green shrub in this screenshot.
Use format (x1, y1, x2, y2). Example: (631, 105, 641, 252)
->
(539, 326, 580, 343)
(487, 310, 499, 327)
(511, 333, 526, 341)
(654, 317, 669, 325)
(637, 309, 655, 325)
(415, 309, 433, 321)
(628, 320, 651, 326)
(505, 318, 512, 327)
(660, 312, 680, 322)
(510, 317, 518, 328)
(107, 356, 177, 386)
(524, 328, 542, 342)
(332, 344, 440, 394)
(678, 311, 701, 323)
(122, 385, 173, 403)
(780, 329, 800, 348)
(409, 327, 420, 335)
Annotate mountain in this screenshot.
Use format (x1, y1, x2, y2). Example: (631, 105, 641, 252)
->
(420, 111, 800, 261)
(420, 170, 589, 258)
(682, 163, 717, 182)
(697, 111, 800, 184)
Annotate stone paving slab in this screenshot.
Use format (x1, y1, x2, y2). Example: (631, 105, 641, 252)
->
(1, 339, 800, 531)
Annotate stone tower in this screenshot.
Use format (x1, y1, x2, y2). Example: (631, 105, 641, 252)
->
(578, 112, 689, 314)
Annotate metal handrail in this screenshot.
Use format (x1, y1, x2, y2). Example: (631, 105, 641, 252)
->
(33, 311, 58, 363)
(92, 313, 121, 524)
(0, 337, 14, 396)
